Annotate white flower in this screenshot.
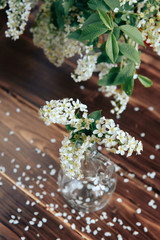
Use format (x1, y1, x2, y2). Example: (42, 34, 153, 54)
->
(126, 136, 138, 157)
(73, 99, 88, 112)
(99, 85, 129, 116)
(93, 123, 105, 138)
(101, 134, 117, 148)
(114, 8, 119, 13)
(39, 98, 89, 131)
(31, 1, 85, 67)
(59, 135, 95, 179)
(117, 130, 127, 144)
(119, 0, 137, 6)
(107, 120, 119, 135)
(5, 0, 37, 40)
(116, 145, 128, 155)
(83, 117, 94, 130)
(136, 141, 143, 154)
(71, 51, 98, 83)
(137, 1, 160, 55)
(40, 98, 143, 179)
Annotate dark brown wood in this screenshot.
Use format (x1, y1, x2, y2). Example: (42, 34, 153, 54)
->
(0, 89, 160, 240)
(0, 224, 19, 240)
(0, 175, 84, 240)
(0, 22, 160, 240)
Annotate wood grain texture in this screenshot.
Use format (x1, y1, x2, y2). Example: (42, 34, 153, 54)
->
(0, 89, 160, 240)
(0, 174, 84, 240)
(0, 17, 160, 239)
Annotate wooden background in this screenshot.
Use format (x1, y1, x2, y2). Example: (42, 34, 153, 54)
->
(0, 10, 160, 240)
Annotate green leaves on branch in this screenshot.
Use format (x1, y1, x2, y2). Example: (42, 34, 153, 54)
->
(88, 0, 110, 11)
(98, 10, 112, 29)
(51, 0, 65, 30)
(119, 43, 140, 64)
(123, 76, 134, 96)
(66, 0, 153, 99)
(114, 62, 135, 85)
(98, 62, 135, 96)
(98, 63, 153, 96)
(98, 67, 120, 86)
(79, 10, 114, 42)
(82, 13, 101, 29)
(103, 0, 120, 10)
(105, 33, 119, 63)
(79, 23, 107, 42)
(115, 62, 135, 96)
(120, 25, 144, 45)
(138, 75, 153, 87)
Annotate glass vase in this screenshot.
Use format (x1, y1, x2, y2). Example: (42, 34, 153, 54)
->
(57, 144, 117, 212)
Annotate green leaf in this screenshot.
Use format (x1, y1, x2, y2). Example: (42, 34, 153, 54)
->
(123, 76, 134, 96)
(120, 25, 144, 45)
(113, 27, 120, 40)
(97, 50, 114, 64)
(105, 33, 119, 63)
(65, 125, 75, 132)
(79, 23, 107, 42)
(51, 0, 64, 30)
(123, 2, 133, 11)
(98, 67, 120, 86)
(63, 0, 74, 15)
(119, 43, 140, 64)
(129, 15, 136, 26)
(88, 110, 102, 122)
(115, 55, 123, 63)
(114, 62, 135, 85)
(98, 9, 112, 29)
(88, 0, 110, 11)
(67, 29, 82, 40)
(82, 13, 101, 29)
(138, 75, 153, 88)
(121, 14, 128, 21)
(103, 0, 120, 10)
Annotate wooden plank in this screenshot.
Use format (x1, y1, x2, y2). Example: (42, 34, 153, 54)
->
(0, 35, 159, 112)
(0, 223, 19, 240)
(0, 20, 160, 240)
(0, 174, 86, 240)
(0, 88, 160, 239)
(0, 88, 159, 191)
(1, 168, 160, 240)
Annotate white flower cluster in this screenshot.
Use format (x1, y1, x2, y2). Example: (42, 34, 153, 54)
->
(96, 63, 129, 116)
(0, 0, 7, 9)
(39, 98, 88, 126)
(59, 135, 95, 179)
(5, 0, 36, 40)
(71, 46, 98, 82)
(93, 117, 143, 158)
(32, 2, 96, 78)
(119, 0, 137, 6)
(99, 86, 129, 116)
(40, 98, 143, 179)
(77, 15, 85, 28)
(31, 1, 84, 67)
(137, 3, 160, 55)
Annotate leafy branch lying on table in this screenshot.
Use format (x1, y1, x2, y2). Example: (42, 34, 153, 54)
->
(1, 0, 159, 115)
